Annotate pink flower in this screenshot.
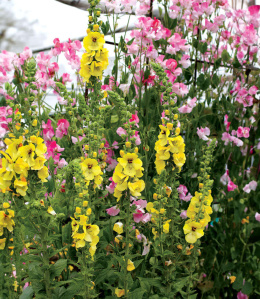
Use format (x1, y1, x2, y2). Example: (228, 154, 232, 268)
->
(42, 119, 54, 141)
(106, 206, 120, 216)
(129, 111, 139, 127)
(62, 73, 72, 84)
(243, 180, 257, 193)
(224, 114, 231, 131)
(55, 119, 70, 138)
(248, 5, 260, 16)
(221, 132, 231, 145)
(106, 179, 116, 194)
(166, 59, 177, 71)
(237, 291, 248, 299)
(179, 54, 191, 68)
(255, 212, 260, 222)
(197, 127, 210, 141)
(177, 184, 192, 202)
(177, 185, 188, 195)
(178, 97, 197, 113)
(180, 210, 187, 219)
(237, 127, 250, 138)
(58, 158, 68, 168)
(116, 127, 127, 136)
(227, 181, 238, 192)
(220, 170, 230, 185)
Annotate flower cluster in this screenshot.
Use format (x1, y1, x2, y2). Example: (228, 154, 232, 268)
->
(183, 141, 215, 244)
(0, 202, 14, 250)
(0, 135, 48, 196)
(71, 210, 100, 257)
(155, 120, 186, 175)
(112, 151, 145, 201)
(79, 29, 108, 82)
(80, 157, 103, 187)
(183, 190, 213, 243)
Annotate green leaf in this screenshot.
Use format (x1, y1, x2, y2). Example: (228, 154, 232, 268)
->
(241, 281, 253, 295)
(127, 38, 135, 46)
(232, 273, 243, 291)
(197, 74, 205, 86)
(50, 259, 67, 279)
(201, 77, 211, 91)
(128, 288, 146, 299)
(214, 58, 222, 69)
(192, 39, 199, 49)
(111, 115, 119, 123)
(221, 50, 231, 63)
(19, 286, 34, 299)
(233, 56, 242, 68)
(199, 42, 208, 54)
(212, 73, 220, 88)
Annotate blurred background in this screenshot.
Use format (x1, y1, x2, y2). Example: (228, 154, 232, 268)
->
(0, 0, 258, 54)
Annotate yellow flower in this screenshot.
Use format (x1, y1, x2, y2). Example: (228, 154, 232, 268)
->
(168, 136, 185, 154)
(183, 221, 204, 243)
(113, 188, 122, 201)
(118, 153, 142, 177)
(5, 137, 23, 161)
(13, 158, 29, 176)
(0, 209, 15, 232)
(14, 177, 28, 196)
(173, 152, 186, 168)
(155, 158, 165, 175)
(230, 276, 236, 284)
(38, 166, 49, 182)
(47, 207, 56, 215)
(163, 220, 171, 233)
(3, 202, 10, 209)
(32, 119, 37, 126)
(158, 125, 170, 146)
(127, 259, 135, 271)
(113, 222, 123, 235)
(128, 180, 145, 197)
(115, 288, 125, 297)
(90, 61, 105, 78)
(79, 65, 91, 82)
(95, 48, 109, 68)
(30, 156, 46, 171)
(19, 144, 36, 167)
(81, 51, 95, 66)
(83, 32, 105, 51)
(0, 238, 6, 250)
(81, 158, 102, 181)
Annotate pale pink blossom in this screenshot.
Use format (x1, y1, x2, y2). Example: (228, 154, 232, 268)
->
(180, 210, 187, 219)
(106, 206, 120, 216)
(178, 97, 197, 113)
(255, 212, 260, 222)
(116, 127, 127, 136)
(197, 127, 210, 141)
(243, 180, 257, 193)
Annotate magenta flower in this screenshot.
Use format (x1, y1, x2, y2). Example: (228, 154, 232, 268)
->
(55, 119, 70, 138)
(42, 119, 54, 141)
(237, 127, 250, 138)
(237, 291, 248, 299)
(227, 181, 238, 192)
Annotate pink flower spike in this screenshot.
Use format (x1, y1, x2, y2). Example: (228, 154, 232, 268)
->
(106, 206, 120, 216)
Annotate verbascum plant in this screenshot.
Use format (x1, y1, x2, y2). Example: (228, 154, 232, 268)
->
(184, 140, 215, 244)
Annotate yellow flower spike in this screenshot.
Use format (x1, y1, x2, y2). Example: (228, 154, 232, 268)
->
(125, 142, 131, 148)
(32, 119, 37, 126)
(3, 202, 10, 209)
(14, 177, 28, 196)
(127, 259, 135, 271)
(167, 123, 173, 130)
(118, 153, 142, 177)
